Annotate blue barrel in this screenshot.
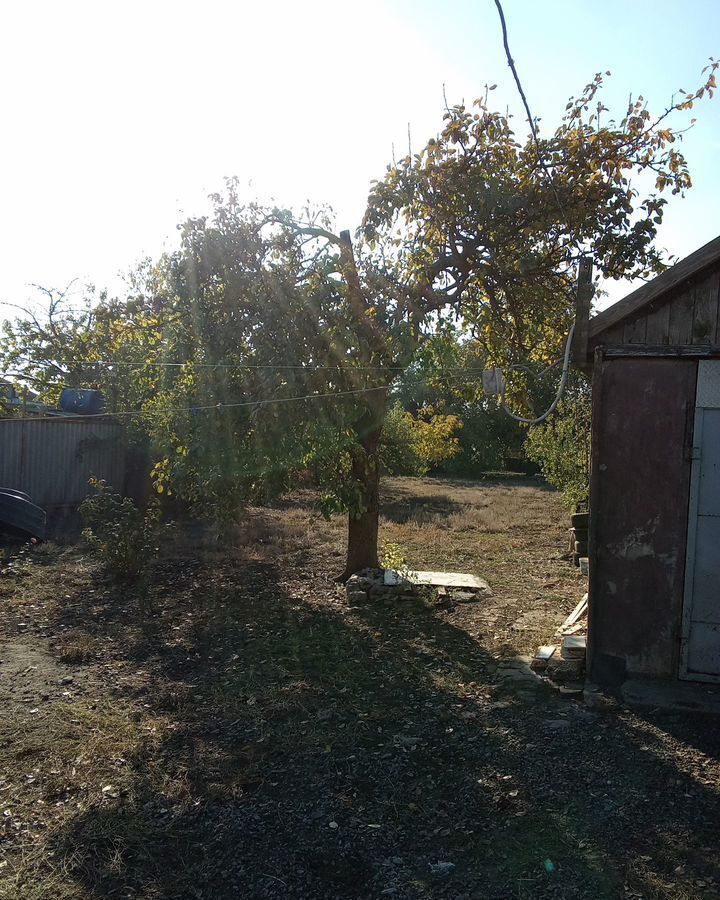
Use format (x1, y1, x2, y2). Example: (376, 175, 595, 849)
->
(59, 388, 106, 415)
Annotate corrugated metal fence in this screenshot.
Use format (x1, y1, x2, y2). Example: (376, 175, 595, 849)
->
(0, 418, 128, 509)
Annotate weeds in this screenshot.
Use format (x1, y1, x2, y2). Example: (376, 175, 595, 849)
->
(79, 479, 166, 579)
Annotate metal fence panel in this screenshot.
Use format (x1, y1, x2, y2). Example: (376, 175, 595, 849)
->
(0, 419, 127, 508)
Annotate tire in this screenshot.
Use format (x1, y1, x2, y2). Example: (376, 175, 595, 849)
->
(0, 487, 31, 502)
(0, 491, 46, 541)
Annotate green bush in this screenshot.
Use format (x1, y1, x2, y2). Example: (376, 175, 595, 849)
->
(525, 388, 591, 510)
(380, 404, 461, 476)
(80, 479, 163, 579)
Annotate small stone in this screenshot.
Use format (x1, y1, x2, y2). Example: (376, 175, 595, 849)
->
(452, 590, 479, 603)
(545, 719, 571, 730)
(559, 683, 585, 698)
(429, 861, 455, 875)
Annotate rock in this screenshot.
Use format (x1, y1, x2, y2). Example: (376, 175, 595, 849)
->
(544, 718, 571, 730)
(451, 590, 479, 603)
(532, 646, 557, 671)
(429, 861, 455, 876)
(583, 683, 618, 709)
(559, 683, 585, 699)
(345, 568, 420, 604)
(546, 657, 585, 683)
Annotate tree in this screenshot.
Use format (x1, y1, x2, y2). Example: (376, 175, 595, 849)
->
(284, 65, 717, 574)
(2, 65, 716, 577)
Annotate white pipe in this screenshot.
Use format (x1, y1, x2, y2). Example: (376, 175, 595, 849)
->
(500, 322, 575, 425)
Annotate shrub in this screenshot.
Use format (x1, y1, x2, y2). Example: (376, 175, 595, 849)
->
(80, 478, 163, 579)
(525, 389, 591, 510)
(380, 404, 462, 476)
(380, 540, 408, 573)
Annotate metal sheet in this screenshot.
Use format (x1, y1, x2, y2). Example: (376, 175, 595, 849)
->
(0, 419, 127, 508)
(698, 408, 720, 515)
(688, 514, 720, 625)
(697, 360, 720, 407)
(681, 362, 720, 678)
(687, 623, 720, 675)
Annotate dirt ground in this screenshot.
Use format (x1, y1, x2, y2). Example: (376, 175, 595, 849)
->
(1, 476, 719, 900)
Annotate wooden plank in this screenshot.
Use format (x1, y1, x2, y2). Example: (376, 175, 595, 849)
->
(556, 595, 588, 635)
(571, 257, 594, 367)
(603, 345, 720, 359)
(623, 313, 647, 344)
(691, 269, 720, 344)
(601, 323, 626, 344)
(588, 236, 720, 340)
(644, 301, 671, 344)
(667, 286, 696, 344)
(586, 347, 604, 682)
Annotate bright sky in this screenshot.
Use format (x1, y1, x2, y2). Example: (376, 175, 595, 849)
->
(1, 0, 718, 319)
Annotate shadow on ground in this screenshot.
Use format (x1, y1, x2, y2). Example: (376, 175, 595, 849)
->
(2, 485, 720, 900)
(29, 578, 720, 897)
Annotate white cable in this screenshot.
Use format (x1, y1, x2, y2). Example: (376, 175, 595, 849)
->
(500, 323, 575, 425)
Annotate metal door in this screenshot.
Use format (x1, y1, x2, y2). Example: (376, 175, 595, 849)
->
(681, 360, 720, 680)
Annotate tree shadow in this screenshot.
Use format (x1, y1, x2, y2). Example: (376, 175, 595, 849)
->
(14, 539, 720, 899)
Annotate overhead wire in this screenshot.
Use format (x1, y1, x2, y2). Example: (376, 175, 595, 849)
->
(1, 384, 392, 423)
(493, 0, 582, 424)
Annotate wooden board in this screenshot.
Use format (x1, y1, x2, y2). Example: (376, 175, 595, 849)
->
(587, 357, 696, 684)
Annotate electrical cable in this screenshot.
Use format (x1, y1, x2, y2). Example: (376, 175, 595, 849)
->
(492, 0, 585, 424)
(499, 323, 575, 425)
(1, 384, 391, 423)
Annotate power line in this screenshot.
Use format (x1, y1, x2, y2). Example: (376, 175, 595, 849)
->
(493, 0, 540, 147)
(1, 384, 393, 423)
(52, 360, 490, 373)
(493, 0, 569, 223)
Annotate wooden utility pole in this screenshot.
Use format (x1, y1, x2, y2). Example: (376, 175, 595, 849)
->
(571, 256, 593, 367)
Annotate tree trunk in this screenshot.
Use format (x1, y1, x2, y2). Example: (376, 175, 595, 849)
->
(343, 446, 381, 576)
(339, 389, 387, 581)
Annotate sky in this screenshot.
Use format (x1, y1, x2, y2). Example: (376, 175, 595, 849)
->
(1, 0, 718, 320)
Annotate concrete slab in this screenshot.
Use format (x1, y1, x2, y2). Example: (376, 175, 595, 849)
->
(621, 677, 720, 715)
(384, 569, 490, 591)
(561, 635, 587, 659)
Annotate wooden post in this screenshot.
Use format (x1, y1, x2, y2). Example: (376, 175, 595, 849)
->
(571, 256, 593, 368)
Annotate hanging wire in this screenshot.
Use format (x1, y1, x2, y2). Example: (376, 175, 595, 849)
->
(1, 384, 394, 423)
